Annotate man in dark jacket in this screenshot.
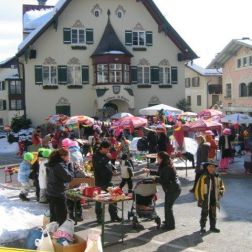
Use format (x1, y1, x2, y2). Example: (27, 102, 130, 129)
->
(92, 141, 121, 224)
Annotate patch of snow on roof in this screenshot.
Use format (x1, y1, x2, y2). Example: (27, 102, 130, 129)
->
(187, 62, 222, 76)
(237, 39, 252, 48)
(104, 50, 125, 54)
(18, 0, 68, 52)
(24, 8, 54, 31)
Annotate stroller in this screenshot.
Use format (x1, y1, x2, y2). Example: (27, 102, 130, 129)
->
(128, 178, 161, 229)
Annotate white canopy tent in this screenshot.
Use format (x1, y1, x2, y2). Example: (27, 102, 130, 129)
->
(221, 113, 252, 124)
(139, 104, 183, 116)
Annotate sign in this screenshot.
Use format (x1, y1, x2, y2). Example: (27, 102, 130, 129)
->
(104, 95, 130, 103)
(113, 85, 120, 94)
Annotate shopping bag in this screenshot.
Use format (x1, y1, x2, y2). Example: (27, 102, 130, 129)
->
(35, 230, 55, 252)
(84, 233, 103, 252)
(25, 227, 43, 250)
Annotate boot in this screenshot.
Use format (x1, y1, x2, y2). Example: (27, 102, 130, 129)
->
(19, 193, 30, 201)
(210, 227, 220, 233)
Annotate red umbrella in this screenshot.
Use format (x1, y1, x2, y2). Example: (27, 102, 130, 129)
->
(183, 118, 222, 132)
(198, 109, 223, 119)
(112, 116, 147, 131)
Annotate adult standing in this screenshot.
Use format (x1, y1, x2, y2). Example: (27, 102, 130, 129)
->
(31, 127, 42, 151)
(46, 148, 74, 225)
(190, 135, 210, 192)
(147, 130, 158, 163)
(144, 151, 181, 230)
(92, 141, 122, 224)
(205, 130, 218, 161)
(218, 128, 233, 172)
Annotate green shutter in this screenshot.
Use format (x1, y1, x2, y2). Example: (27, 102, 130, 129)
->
(86, 29, 94, 44)
(1, 81, 5, 90)
(131, 66, 138, 84)
(146, 31, 153, 46)
(171, 67, 178, 84)
(35, 65, 43, 85)
(82, 65, 89, 84)
(3, 100, 6, 110)
(125, 31, 133, 46)
(151, 67, 159, 84)
(63, 28, 71, 44)
(58, 65, 68, 84)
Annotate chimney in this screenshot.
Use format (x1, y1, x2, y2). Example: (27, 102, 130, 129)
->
(242, 37, 250, 40)
(37, 0, 47, 5)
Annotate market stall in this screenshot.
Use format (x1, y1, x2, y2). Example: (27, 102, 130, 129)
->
(139, 104, 183, 116)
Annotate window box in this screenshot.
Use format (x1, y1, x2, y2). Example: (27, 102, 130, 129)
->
(158, 85, 172, 88)
(71, 45, 87, 50)
(67, 85, 83, 89)
(137, 84, 152, 88)
(133, 47, 147, 51)
(42, 85, 59, 89)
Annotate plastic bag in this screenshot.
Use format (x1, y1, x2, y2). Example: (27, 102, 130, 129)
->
(84, 233, 103, 252)
(35, 230, 54, 252)
(25, 227, 43, 250)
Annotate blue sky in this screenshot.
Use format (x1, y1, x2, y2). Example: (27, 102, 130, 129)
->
(0, 0, 252, 67)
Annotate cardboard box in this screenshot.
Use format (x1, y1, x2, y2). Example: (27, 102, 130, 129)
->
(69, 177, 95, 189)
(53, 234, 86, 252)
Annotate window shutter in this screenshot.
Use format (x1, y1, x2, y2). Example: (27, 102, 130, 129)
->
(35, 65, 43, 85)
(146, 31, 153, 46)
(58, 65, 68, 84)
(131, 66, 138, 84)
(2, 81, 5, 90)
(82, 65, 89, 84)
(86, 29, 94, 44)
(3, 100, 6, 110)
(125, 31, 133, 46)
(150, 67, 159, 84)
(171, 67, 178, 84)
(63, 28, 71, 44)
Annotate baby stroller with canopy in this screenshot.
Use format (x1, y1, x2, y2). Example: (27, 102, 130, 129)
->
(128, 178, 161, 229)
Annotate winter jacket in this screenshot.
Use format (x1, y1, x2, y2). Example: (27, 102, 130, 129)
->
(93, 151, 113, 187)
(18, 160, 31, 183)
(195, 171, 225, 209)
(120, 160, 133, 179)
(219, 135, 233, 158)
(46, 161, 74, 198)
(205, 136, 217, 160)
(196, 143, 210, 170)
(150, 162, 181, 193)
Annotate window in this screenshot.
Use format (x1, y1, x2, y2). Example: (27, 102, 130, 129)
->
(237, 59, 241, 68)
(71, 28, 85, 45)
(117, 10, 123, 18)
(109, 64, 122, 83)
(187, 96, 191, 105)
(97, 64, 108, 83)
(124, 65, 130, 83)
(159, 67, 170, 85)
(171, 67, 178, 84)
(248, 83, 252, 96)
(197, 95, 201, 106)
(0, 81, 5, 91)
(138, 67, 150, 84)
(10, 99, 22, 110)
(0, 118, 3, 125)
(9, 80, 22, 95)
(42, 66, 57, 85)
(243, 57, 247, 67)
(192, 77, 200, 87)
(67, 65, 81, 85)
(239, 83, 247, 97)
(185, 78, 190, 88)
(226, 83, 232, 98)
(0, 100, 6, 111)
(133, 31, 145, 46)
(94, 10, 100, 17)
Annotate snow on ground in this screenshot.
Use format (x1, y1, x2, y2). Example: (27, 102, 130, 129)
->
(0, 138, 18, 154)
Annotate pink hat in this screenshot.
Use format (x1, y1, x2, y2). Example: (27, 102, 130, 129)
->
(68, 140, 79, 147)
(223, 128, 231, 135)
(61, 138, 72, 148)
(205, 130, 214, 136)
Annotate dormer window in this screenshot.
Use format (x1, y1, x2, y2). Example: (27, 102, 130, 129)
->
(115, 5, 126, 19)
(92, 4, 102, 17)
(94, 10, 100, 17)
(117, 10, 123, 18)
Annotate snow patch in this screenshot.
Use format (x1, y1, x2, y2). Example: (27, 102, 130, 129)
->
(187, 62, 222, 76)
(104, 50, 125, 55)
(0, 138, 19, 154)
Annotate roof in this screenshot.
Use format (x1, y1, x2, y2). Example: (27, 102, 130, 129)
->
(208, 38, 252, 68)
(91, 17, 133, 57)
(17, 0, 197, 60)
(186, 62, 222, 76)
(0, 56, 17, 68)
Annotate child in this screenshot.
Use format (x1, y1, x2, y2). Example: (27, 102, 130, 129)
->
(195, 162, 225, 234)
(119, 154, 133, 194)
(244, 149, 252, 174)
(18, 152, 34, 201)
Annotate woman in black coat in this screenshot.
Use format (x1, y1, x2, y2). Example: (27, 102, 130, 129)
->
(46, 148, 74, 225)
(144, 151, 181, 230)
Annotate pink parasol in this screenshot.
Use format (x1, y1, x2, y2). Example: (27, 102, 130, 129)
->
(112, 116, 147, 131)
(198, 109, 223, 119)
(183, 118, 222, 132)
(65, 115, 94, 128)
(46, 114, 69, 125)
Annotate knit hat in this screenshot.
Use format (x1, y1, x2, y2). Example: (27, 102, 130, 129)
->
(223, 128, 231, 135)
(205, 130, 214, 136)
(68, 140, 79, 148)
(24, 152, 34, 161)
(42, 149, 52, 158)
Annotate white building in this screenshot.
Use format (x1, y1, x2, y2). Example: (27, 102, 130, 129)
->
(16, 0, 197, 126)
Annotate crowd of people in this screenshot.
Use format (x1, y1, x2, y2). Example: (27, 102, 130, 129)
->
(16, 120, 252, 235)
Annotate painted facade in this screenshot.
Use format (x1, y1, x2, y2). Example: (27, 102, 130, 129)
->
(208, 39, 252, 115)
(185, 63, 222, 113)
(17, 0, 197, 126)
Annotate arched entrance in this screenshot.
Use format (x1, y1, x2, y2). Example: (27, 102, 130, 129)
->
(102, 99, 130, 119)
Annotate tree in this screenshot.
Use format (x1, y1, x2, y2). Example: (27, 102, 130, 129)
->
(176, 98, 191, 112)
(11, 115, 32, 133)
